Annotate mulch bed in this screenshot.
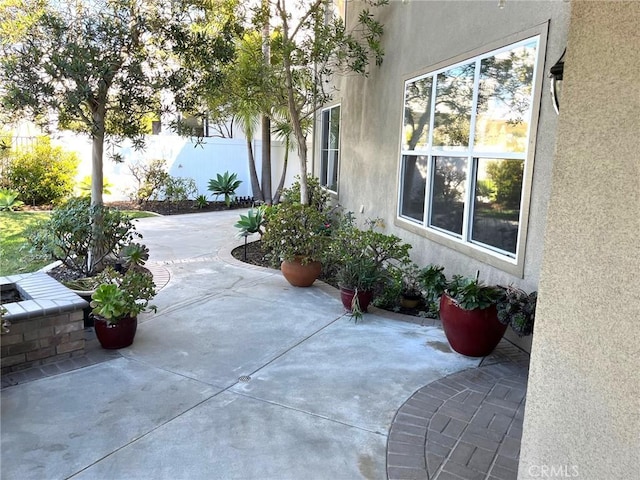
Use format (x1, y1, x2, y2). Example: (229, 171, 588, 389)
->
(230, 240, 431, 319)
(106, 198, 255, 216)
(21, 198, 256, 216)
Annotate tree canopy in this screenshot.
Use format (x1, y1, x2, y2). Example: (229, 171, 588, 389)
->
(0, 0, 239, 270)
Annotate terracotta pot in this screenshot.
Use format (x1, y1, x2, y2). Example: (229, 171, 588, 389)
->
(340, 287, 374, 313)
(280, 257, 322, 287)
(439, 294, 506, 357)
(94, 315, 137, 349)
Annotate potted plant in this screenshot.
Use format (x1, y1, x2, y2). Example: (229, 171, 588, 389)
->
(496, 286, 537, 337)
(399, 263, 423, 309)
(261, 178, 332, 287)
(328, 216, 411, 316)
(90, 267, 157, 349)
(439, 272, 505, 357)
(335, 255, 380, 315)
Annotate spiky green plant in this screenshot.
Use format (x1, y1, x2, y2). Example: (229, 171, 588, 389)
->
(208, 171, 242, 207)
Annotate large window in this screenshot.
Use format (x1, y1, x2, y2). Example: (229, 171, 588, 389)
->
(398, 37, 540, 263)
(320, 104, 340, 192)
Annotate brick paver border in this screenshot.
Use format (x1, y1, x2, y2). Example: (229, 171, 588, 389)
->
(387, 342, 529, 480)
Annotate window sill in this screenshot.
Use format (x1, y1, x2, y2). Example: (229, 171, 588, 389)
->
(394, 216, 524, 277)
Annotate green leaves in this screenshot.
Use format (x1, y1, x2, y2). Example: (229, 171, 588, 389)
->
(90, 283, 128, 322)
(0, 188, 24, 211)
(496, 286, 537, 337)
(27, 197, 140, 276)
(208, 171, 242, 207)
(120, 243, 149, 268)
(234, 207, 265, 238)
(90, 268, 157, 324)
(446, 275, 503, 311)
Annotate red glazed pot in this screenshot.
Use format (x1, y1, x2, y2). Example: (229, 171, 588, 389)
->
(280, 257, 322, 287)
(340, 287, 374, 313)
(94, 315, 138, 349)
(439, 294, 506, 357)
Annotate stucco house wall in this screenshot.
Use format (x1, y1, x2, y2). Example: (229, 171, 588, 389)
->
(519, 1, 640, 477)
(316, 0, 571, 351)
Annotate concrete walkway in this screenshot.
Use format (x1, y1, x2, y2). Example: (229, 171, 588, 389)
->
(1, 210, 528, 480)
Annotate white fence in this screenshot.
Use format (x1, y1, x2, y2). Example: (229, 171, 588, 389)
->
(52, 132, 303, 202)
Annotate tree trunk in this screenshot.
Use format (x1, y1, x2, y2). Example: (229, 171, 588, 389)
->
(261, 116, 272, 204)
(88, 110, 106, 274)
(273, 137, 289, 204)
(280, 13, 309, 205)
(261, 0, 272, 204)
(247, 139, 263, 202)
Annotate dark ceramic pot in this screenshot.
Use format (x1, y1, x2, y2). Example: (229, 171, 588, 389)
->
(280, 257, 322, 287)
(340, 287, 374, 313)
(93, 315, 137, 349)
(400, 295, 421, 309)
(439, 294, 506, 357)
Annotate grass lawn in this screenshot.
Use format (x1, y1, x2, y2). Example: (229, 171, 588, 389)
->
(0, 211, 52, 276)
(0, 210, 157, 276)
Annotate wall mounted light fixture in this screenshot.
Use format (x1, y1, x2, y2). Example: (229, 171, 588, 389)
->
(550, 49, 565, 114)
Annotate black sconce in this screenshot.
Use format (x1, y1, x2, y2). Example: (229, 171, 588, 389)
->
(549, 49, 565, 114)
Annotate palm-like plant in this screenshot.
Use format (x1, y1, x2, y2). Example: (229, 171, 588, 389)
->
(208, 171, 242, 207)
(234, 207, 265, 237)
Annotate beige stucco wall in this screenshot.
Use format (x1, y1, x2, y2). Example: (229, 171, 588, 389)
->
(519, 1, 640, 478)
(319, 1, 570, 350)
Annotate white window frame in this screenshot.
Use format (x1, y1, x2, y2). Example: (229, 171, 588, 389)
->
(320, 104, 341, 194)
(395, 25, 548, 277)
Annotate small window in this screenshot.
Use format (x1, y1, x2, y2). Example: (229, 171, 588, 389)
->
(327, 0, 346, 22)
(398, 36, 540, 267)
(320, 105, 340, 193)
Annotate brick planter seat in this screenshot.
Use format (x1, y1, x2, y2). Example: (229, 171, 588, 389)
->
(1, 272, 88, 374)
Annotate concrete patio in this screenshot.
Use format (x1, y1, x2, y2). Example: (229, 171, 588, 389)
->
(1, 210, 528, 479)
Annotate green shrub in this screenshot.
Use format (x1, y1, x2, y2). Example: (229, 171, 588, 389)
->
(129, 159, 169, 204)
(5, 137, 79, 205)
(27, 196, 140, 276)
(418, 264, 448, 317)
(163, 176, 198, 202)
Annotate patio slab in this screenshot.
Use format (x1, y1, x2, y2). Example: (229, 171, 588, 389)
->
(1, 357, 220, 480)
(1, 210, 529, 479)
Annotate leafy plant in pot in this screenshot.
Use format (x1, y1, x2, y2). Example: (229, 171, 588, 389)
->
(399, 263, 423, 309)
(327, 216, 411, 319)
(261, 177, 332, 287)
(439, 273, 505, 357)
(90, 268, 157, 349)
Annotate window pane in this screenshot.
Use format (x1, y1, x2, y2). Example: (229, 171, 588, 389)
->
(433, 63, 475, 149)
(429, 156, 467, 235)
(472, 158, 523, 254)
(320, 106, 340, 189)
(321, 110, 330, 149)
(403, 77, 432, 151)
(400, 155, 428, 221)
(328, 150, 339, 191)
(475, 41, 537, 153)
(320, 150, 329, 187)
(329, 106, 340, 149)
